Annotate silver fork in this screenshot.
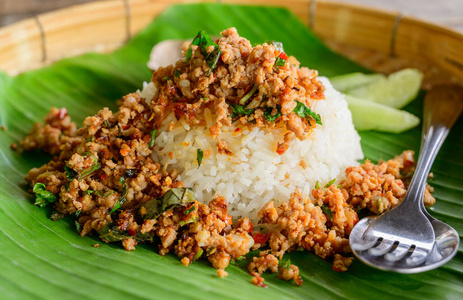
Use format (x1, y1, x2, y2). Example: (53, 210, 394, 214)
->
(349, 84, 463, 272)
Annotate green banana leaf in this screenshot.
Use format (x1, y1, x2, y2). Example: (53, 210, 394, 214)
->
(1, 3, 462, 299)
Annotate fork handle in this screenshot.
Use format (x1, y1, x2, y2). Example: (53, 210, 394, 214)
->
(404, 85, 463, 207)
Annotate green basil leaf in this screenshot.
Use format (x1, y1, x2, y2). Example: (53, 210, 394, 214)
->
(32, 183, 57, 208)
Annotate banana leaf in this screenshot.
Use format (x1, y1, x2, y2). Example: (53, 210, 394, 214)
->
(0, 4, 462, 299)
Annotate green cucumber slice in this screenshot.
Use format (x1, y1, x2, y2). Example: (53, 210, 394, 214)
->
(346, 68, 423, 108)
(345, 95, 420, 133)
(329, 72, 385, 92)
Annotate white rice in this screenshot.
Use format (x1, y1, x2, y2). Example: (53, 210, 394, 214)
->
(143, 77, 363, 221)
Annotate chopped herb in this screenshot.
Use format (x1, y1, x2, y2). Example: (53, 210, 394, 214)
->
(174, 70, 180, 77)
(230, 104, 254, 119)
(336, 184, 342, 189)
(74, 210, 81, 217)
(137, 188, 196, 221)
(324, 178, 336, 188)
(320, 204, 333, 221)
(103, 120, 110, 128)
(236, 256, 245, 261)
(274, 57, 286, 67)
(75, 221, 82, 233)
(162, 76, 172, 81)
(33, 183, 57, 208)
(64, 165, 77, 181)
(85, 190, 94, 196)
(239, 84, 258, 105)
(109, 174, 131, 214)
(76, 152, 101, 179)
(280, 259, 291, 270)
(98, 223, 154, 243)
(315, 181, 321, 190)
(149, 129, 156, 148)
(197, 149, 204, 168)
(293, 100, 322, 125)
(186, 30, 221, 75)
(264, 105, 282, 122)
(162, 188, 196, 211)
(178, 216, 199, 226)
(79, 163, 101, 179)
(185, 205, 196, 215)
(193, 249, 204, 260)
(378, 197, 383, 212)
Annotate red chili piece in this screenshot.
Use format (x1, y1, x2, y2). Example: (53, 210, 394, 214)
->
(278, 52, 288, 60)
(253, 233, 269, 244)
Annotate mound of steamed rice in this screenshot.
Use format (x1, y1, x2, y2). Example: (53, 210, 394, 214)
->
(141, 77, 363, 221)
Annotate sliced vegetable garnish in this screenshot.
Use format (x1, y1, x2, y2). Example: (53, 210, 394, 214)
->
(186, 30, 221, 75)
(149, 129, 157, 148)
(174, 70, 180, 77)
(193, 249, 204, 260)
(239, 84, 258, 105)
(346, 68, 423, 109)
(32, 183, 57, 208)
(197, 148, 204, 167)
(293, 100, 322, 125)
(324, 178, 336, 188)
(329, 72, 385, 92)
(345, 95, 420, 133)
(320, 204, 333, 221)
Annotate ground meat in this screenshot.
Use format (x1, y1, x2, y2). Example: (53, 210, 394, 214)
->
(341, 150, 435, 213)
(248, 252, 279, 274)
(20, 107, 77, 155)
(150, 27, 325, 151)
(278, 264, 302, 285)
(217, 269, 228, 278)
(332, 254, 354, 272)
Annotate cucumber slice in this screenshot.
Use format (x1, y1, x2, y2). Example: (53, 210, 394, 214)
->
(329, 72, 385, 92)
(346, 68, 423, 109)
(345, 95, 420, 133)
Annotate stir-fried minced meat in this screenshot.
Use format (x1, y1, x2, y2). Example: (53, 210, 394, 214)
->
(341, 150, 435, 214)
(148, 27, 324, 145)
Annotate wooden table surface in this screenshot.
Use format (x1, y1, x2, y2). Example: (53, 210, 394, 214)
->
(1, 0, 463, 32)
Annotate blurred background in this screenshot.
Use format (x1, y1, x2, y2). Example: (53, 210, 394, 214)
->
(1, 0, 462, 32)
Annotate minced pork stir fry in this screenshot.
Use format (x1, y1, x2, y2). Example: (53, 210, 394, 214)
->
(18, 28, 435, 287)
